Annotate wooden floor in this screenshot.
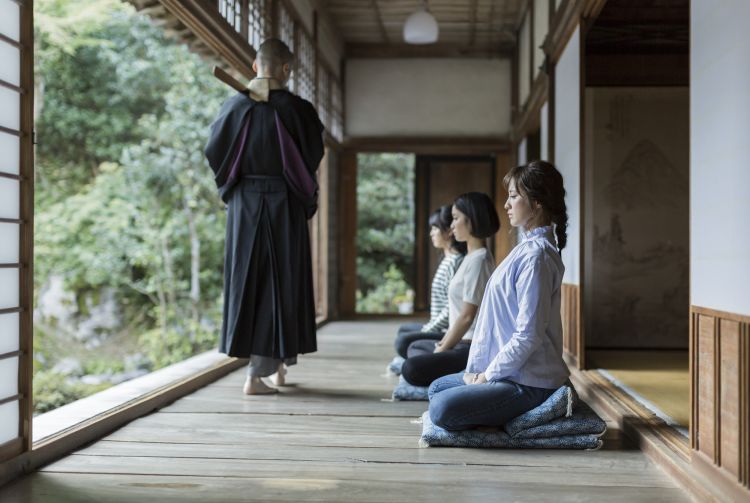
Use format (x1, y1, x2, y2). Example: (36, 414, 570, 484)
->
(1, 321, 692, 502)
(587, 350, 689, 428)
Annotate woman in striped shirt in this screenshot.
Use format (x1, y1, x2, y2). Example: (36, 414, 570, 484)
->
(394, 205, 466, 359)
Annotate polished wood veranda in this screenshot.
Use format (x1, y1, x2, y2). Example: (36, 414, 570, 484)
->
(1, 321, 691, 502)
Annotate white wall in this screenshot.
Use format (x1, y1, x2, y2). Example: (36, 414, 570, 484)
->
(540, 100, 548, 160)
(517, 137, 528, 165)
(554, 26, 580, 285)
(533, 0, 549, 80)
(691, 0, 750, 316)
(345, 58, 512, 137)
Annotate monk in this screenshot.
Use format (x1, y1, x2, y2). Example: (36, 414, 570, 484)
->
(205, 39, 324, 394)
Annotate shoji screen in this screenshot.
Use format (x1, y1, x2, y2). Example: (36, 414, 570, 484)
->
(0, 0, 32, 461)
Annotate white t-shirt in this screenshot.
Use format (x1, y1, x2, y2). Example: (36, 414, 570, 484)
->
(448, 247, 495, 341)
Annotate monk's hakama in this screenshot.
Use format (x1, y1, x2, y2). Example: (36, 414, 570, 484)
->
(205, 76, 324, 389)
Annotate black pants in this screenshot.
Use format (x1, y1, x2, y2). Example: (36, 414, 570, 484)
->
(401, 339, 472, 387)
(394, 323, 443, 359)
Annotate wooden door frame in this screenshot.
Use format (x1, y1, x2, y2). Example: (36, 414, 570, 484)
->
(337, 138, 511, 318)
(414, 154, 498, 312)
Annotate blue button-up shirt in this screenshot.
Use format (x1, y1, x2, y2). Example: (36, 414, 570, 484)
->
(466, 226, 570, 389)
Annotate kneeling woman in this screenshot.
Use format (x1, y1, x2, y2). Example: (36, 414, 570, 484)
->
(401, 192, 499, 387)
(394, 205, 466, 359)
(428, 161, 570, 430)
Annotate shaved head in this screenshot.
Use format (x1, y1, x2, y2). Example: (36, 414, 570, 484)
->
(256, 38, 294, 72)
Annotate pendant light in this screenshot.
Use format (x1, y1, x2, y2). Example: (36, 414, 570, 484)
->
(403, 1, 439, 44)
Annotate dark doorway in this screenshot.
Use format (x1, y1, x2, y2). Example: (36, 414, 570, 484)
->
(583, 0, 690, 434)
(414, 155, 496, 312)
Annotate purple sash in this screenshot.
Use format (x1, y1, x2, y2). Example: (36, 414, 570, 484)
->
(226, 115, 251, 189)
(274, 111, 319, 218)
(223, 109, 318, 219)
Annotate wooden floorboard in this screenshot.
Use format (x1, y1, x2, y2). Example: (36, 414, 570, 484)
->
(0, 320, 692, 502)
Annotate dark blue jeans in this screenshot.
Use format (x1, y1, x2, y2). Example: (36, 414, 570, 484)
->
(394, 323, 443, 359)
(428, 372, 555, 431)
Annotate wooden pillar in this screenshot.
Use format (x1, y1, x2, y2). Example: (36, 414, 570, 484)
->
(337, 150, 357, 317)
(493, 151, 513, 263)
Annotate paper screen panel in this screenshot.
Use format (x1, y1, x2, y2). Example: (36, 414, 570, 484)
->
(0, 40, 20, 87)
(0, 222, 19, 263)
(0, 401, 18, 445)
(0, 177, 19, 219)
(0, 268, 19, 310)
(0, 312, 19, 354)
(0, 0, 20, 42)
(0, 86, 20, 131)
(0, 131, 19, 175)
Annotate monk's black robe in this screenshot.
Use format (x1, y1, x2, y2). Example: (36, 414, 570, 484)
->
(205, 89, 324, 359)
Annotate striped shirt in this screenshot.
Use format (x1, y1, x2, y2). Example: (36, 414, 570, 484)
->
(422, 252, 464, 333)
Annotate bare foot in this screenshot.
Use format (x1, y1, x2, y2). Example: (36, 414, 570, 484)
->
(271, 363, 287, 386)
(243, 376, 278, 395)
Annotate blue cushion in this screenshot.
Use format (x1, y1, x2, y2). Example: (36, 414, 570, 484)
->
(386, 356, 405, 375)
(419, 411, 604, 449)
(392, 375, 428, 401)
(419, 383, 606, 449)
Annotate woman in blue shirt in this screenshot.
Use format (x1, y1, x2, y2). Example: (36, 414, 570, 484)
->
(427, 160, 570, 431)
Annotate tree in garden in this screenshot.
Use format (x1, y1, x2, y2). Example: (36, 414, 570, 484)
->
(32, 0, 234, 411)
(356, 153, 415, 313)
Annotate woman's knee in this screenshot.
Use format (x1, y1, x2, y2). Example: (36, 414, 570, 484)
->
(400, 358, 421, 386)
(429, 394, 461, 430)
(394, 334, 409, 357)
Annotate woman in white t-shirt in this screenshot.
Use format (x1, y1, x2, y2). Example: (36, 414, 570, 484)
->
(393, 205, 466, 360)
(401, 192, 500, 387)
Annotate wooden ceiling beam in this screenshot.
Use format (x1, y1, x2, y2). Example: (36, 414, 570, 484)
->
(487, 0, 496, 47)
(370, 0, 390, 43)
(346, 41, 512, 59)
(468, 0, 478, 46)
(158, 0, 257, 80)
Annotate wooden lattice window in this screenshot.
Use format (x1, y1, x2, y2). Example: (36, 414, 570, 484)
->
(218, 0, 242, 33)
(276, 3, 295, 92)
(317, 63, 330, 130)
(247, 0, 272, 49)
(294, 25, 314, 103)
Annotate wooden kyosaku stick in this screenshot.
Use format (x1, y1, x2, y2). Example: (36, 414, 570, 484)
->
(213, 66, 247, 92)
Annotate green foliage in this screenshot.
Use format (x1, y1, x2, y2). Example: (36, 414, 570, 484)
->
(33, 370, 111, 415)
(356, 265, 414, 314)
(356, 153, 415, 312)
(32, 1, 234, 414)
(138, 311, 221, 369)
(81, 358, 125, 376)
(35, 0, 179, 205)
